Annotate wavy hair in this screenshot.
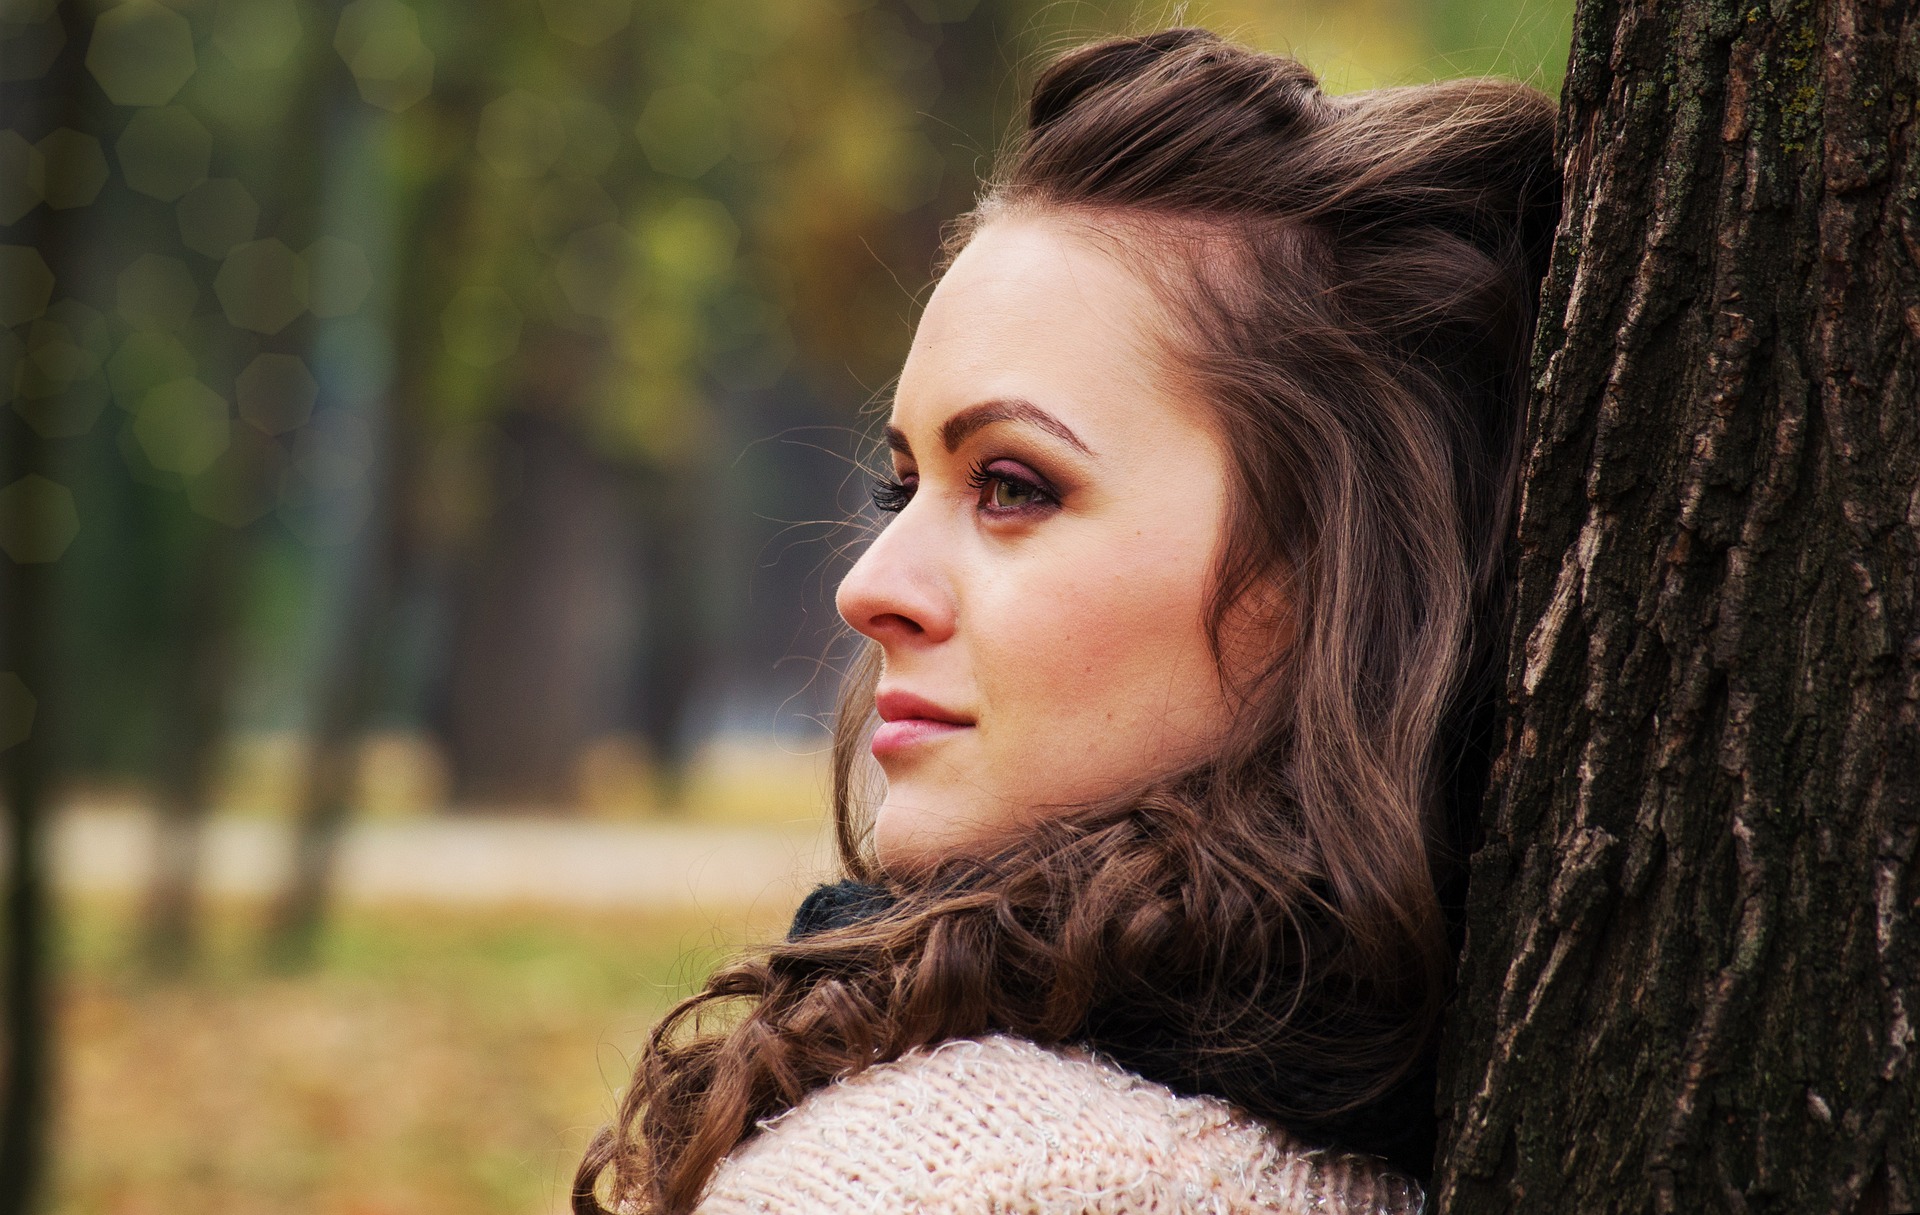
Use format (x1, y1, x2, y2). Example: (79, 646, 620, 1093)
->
(577, 28, 1559, 1214)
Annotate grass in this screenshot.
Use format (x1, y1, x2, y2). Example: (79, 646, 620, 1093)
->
(48, 896, 791, 1215)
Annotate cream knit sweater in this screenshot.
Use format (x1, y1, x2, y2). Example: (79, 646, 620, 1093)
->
(695, 1035, 1425, 1214)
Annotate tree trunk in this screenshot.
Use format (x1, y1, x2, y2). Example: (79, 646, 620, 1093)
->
(1437, 2, 1918, 1213)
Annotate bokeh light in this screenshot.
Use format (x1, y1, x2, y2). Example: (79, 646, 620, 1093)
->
(19, 321, 95, 399)
(115, 254, 199, 333)
(705, 291, 793, 392)
(86, 0, 198, 107)
(107, 331, 197, 411)
(0, 328, 21, 404)
(636, 84, 729, 179)
(42, 300, 110, 365)
(1, 0, 60, 25)
(211, 0, 304, 71)
(115, 106, 213, 202)
(290, 410, 376, 495)
(873, 129, 944, 213)
(554, 222, 632, 320)
(557, 97, 622, 177)
(860, 9, 940, 109)
(904, 0, 981, 20)
(0, 245, 54, 326)
(215, 238, 310, 334)
(134, 377, 232, 475)
(0, 130, 44, 223)
(727, 80, 793, 165)
(15, 374, 110, 441)
(36, 128, 109, 209)
(644, 197, 739, 289)
(13, 301, 111, 438)
(334, 0, 435, 113)
(279, 408, 377, 544)
(528, 176, 618, 255)
(441, 284, 522, 366)
(477, 90, 566, 179)
(538, 0, 632, 47)
(235, 352, 318, 434)
(0, 7, 64, 83)
(279, 467, 372, 546)
(188, 52, 301, 134)
(176, 178, 261, 258)
(0, 474, 81, 564)
(304, 236, 374, 318)
(186, 426, 285, 527)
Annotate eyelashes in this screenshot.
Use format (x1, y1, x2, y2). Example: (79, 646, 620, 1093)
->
(870, 477, 914, 513)
(869, 460, 1058, 516)
(965, 460, 1055, 511)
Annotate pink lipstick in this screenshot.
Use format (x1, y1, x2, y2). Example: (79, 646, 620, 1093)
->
(871, 689, 973, 759)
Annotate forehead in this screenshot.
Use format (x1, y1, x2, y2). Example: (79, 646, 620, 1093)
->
(893, 216, 1176, 429)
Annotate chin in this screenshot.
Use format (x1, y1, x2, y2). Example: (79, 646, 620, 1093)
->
(871, 803, 945, 875)
(872, 789, 999, 875)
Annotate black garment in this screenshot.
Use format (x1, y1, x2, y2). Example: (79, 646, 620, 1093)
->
(788, 880, 896, 937)
(784, 880, 1438, 1186)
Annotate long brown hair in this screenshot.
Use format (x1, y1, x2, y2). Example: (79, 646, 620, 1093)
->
(577, 28, 1558, 1214)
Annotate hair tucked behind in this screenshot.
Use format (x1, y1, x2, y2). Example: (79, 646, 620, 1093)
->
(577, 29, 1558, 1215)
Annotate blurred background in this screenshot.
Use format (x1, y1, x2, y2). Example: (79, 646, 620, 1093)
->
(0, 0, 1572, 1210)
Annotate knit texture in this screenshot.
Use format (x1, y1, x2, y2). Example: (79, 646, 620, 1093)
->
(784, 881, 1439, 1180)
(696, 1035, 1425, 1214)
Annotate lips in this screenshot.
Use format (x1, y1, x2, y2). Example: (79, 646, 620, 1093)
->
(871, 688, 973, 759)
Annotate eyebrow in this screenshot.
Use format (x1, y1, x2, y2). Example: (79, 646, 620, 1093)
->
(884, 398, 1097, 459)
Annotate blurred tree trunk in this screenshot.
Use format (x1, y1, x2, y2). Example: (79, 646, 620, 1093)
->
(442, 402, 649, 806)
(263, 73, 410, 970)
(0, 362, 56, 1215)
(0, 1, 93, 1204)
(138, 532, 240, 974)
(265, 386, 406, 969)
(1437, 1, 1918, 1212)
(264, 544, 385, 969)
(141, 0, 361, 976)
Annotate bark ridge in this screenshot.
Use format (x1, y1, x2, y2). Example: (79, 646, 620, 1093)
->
(1439, 1, 1920, 1211)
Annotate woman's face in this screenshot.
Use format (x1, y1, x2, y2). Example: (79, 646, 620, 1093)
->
(836, 215, 1245, 871)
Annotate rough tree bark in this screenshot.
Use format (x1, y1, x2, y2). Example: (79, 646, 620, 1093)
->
(1437, 1, 1918, 1213)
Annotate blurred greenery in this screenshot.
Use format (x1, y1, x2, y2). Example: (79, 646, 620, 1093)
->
(3, 0, 1575, 1209)
(3, 0, 1574, 811)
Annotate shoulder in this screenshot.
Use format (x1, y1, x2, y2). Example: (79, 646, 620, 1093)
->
(696, 1035, 1422, 1215)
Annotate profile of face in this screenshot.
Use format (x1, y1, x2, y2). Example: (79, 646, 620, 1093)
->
(836, 216, 1254, 872)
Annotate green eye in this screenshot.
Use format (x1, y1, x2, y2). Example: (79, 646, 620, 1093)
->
(966, 460, 1055, 512)
(990, 477, 1037, 509)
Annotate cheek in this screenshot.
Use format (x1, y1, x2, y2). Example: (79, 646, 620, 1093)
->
(973, 524, 1225, 790)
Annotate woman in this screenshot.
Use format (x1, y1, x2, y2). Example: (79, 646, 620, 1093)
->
(578, 27, 1559, 1215)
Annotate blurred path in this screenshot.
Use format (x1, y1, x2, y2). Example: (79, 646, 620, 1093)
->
(44, 809, 836, 911)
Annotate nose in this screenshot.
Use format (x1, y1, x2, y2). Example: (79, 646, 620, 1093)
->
(836, 508, 955, 647)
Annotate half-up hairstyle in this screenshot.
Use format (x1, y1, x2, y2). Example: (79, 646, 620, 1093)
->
(577, 28, 1558, 1214)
